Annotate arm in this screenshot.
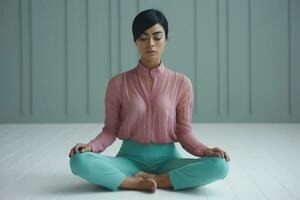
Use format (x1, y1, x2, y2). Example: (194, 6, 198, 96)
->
(175, 75, 209, 157)
(88, 75, 122, 153)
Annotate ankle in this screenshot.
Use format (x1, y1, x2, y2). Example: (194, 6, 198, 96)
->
(154, 174, 171, 188)
(153, 175, 160, 183)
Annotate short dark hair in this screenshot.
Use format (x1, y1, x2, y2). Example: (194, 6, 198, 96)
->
(132, 9, 169, 42)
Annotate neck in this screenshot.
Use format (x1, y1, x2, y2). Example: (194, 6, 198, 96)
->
(140, 57, 161, 69)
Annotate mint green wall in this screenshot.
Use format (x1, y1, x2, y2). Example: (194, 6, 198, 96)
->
(0, 0, 299, 123)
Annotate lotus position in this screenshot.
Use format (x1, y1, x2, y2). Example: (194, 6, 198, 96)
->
(69, 8, 230, 193)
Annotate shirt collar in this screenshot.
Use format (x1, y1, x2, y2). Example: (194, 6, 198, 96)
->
(135, 59, 165, 77)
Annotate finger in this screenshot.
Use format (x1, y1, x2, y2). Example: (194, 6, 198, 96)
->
(214, 147, 223, 152)
(226, 155, 230, 161)
(214, 150, 223, 158)
(212, 148, 222, 155)
(216, 152, 222, 157)
(213, 148, 224, 158)
(219, 152, 223, 158)
(207, 151, 220, 157)
(81, 147, 86, 153)
(75, 145, 80, 153)
(69, 147, 75, 157)
(222, 151, 228, 161)
(225, 152, 230, 161)
(220, 151, 225, 158)
(212, 149, 222, 157)
(69, 149, 73, 157)
(71, 147, 75, 156)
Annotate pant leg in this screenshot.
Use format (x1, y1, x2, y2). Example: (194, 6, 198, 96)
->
(155, 156, 229, 190)
(69, 152, 140, 191)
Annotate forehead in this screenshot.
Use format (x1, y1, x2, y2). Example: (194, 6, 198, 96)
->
(142, 23, 165, 34)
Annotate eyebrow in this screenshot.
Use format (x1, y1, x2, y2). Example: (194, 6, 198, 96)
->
(141, 31, 163, 36)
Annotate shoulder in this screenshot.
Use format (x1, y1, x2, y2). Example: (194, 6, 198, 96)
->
(107, 72, 124, 88)
(181, 74, 192, 87)
(166, 67, 192, 89)
(165, 67, 191, 83)
(107, 64, 142, 87)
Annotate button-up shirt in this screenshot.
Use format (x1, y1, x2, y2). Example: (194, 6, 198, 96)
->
(88, 60, 209, 156)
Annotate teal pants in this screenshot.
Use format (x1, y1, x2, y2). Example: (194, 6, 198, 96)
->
(69, 139, 229, 191)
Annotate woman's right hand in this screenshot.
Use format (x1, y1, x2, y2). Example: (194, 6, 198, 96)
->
(69, 143, 92, 158)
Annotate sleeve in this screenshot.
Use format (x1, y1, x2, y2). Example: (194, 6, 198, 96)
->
(88, 75, 122, 153)
(175, 75, 209, 157)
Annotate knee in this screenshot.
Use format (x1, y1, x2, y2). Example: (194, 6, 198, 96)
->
(69, 152, 90, 175)
(206, 157, 229, 179)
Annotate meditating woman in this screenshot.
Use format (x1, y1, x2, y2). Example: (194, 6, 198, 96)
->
(69, 8, 230, 192)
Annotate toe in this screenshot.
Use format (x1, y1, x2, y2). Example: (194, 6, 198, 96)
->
(148, 178, 157, 192)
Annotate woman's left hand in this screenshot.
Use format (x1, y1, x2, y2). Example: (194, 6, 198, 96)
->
(203, 147, 230, 162)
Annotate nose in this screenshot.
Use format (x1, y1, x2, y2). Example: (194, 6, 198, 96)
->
(148, 38, 154, 47)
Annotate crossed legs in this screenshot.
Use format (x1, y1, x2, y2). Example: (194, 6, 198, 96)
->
(121, 156, 230, 191)
(70, 152, 229, 192)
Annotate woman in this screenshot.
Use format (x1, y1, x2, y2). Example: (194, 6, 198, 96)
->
(69, 8, 230, 193)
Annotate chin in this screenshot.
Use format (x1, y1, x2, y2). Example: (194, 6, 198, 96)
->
(143, 54, 159, 59)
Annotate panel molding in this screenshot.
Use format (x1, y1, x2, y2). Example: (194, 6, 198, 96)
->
(0, 0, 299, 123)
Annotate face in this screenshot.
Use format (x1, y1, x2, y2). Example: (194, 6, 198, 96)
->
(135, 23, 167, 62)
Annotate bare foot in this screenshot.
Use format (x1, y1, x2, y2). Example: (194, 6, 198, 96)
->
(134, 171, 157, 179)
(137, 177, 157, 192)
(120, 176, 157, 192)
(134, 171, 172, 188)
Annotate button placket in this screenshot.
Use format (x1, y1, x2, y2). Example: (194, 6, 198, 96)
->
(148, 71, 154, 94)
(147, 71, 154, 141)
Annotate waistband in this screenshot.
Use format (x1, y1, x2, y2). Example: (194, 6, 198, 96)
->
(116, 139, 182, 158)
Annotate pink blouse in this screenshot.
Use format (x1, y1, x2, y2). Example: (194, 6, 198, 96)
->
(88, 60, 209, 157)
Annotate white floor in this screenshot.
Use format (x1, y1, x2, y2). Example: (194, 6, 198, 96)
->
(0, 123, 300, 200)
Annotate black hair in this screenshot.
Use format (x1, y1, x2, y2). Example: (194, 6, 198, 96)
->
(132, 9, 169, 42)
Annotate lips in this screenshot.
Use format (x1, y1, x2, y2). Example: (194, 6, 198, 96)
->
(146, 50, 157, 53)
